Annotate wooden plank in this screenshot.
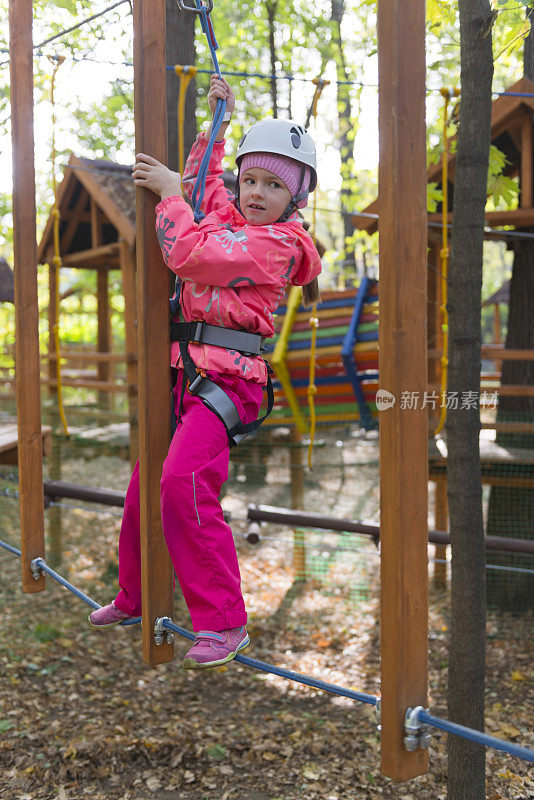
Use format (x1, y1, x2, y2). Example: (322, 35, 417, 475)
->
(119, 239, 139, 468)
(377, 0, 428, 780)
(429, 207, 534, 227)
(428, 383, 534, 397)
(61, 242, 120, 267)
(133, 0, 174, 665)
(48, 351, 136, 363)
(521, 111, 533, 208)
(43, 378, 135, 393)
(9, 0, 46, 593)
(0, 424, 52, 462)
(431, 346, 534, 361)
(482, 346, 534, 361)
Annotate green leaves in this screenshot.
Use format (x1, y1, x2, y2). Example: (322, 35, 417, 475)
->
(427, 181, 444, 214)
(487, 144, 519, 207)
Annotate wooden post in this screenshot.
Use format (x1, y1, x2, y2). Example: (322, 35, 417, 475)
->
(377, 0, 429, 780)
(46, 257, 63, 565)
(427, 240, 443, 431)
(119, 239, 139, 468)
(290, 428, 306, 580)
(133, 0, 174, 665)
(9, 0, 46, 592)
(433, 476, 448, 588)
(92, 202, 112, 410)
(521, 112, 533, 209)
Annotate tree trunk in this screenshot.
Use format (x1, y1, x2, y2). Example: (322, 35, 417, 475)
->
(331, 1, 356, 278)
(166, 1, 197, 174)
(446, 2, 493, 798)
(265, 0, 278, 118)
(486, 7, 534, 612)
(166, 0, 196, 300)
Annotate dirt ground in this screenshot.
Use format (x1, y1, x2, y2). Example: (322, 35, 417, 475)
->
(0, 432, 533, 800)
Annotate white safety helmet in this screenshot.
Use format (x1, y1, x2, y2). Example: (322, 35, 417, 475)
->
(236, 119, 317, 191)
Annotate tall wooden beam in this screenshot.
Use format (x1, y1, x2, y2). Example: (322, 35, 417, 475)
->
(377, 0, 429, 780)
(132, 0, 174, 665)
(9, 0, 46, 593)
(119, 239, 139, 469)
(520, 111, 533, 208)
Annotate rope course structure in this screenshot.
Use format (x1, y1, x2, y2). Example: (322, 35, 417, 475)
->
(8, 0, 534, 784)
(0, 535, 532, 764)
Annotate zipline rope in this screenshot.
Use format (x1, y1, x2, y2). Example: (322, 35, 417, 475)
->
(180, 1, 226, 222)
(34, 0, 132, 51)
(1, 535, 533, 763)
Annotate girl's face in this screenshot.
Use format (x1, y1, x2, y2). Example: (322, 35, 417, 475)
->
(239, 167, 292, 225)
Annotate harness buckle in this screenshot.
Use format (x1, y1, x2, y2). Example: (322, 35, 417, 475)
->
(188, 372, 206, 395)
(189, 320, 206, 345)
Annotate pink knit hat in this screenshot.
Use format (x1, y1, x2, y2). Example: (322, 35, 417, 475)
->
(240, 152, 311, 208)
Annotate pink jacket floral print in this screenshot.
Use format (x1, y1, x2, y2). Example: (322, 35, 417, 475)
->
(155, 132, 322, 385)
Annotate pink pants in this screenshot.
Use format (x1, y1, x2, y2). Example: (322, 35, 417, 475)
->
(114, 369, 263, 631)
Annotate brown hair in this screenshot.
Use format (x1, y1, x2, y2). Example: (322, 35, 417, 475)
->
(302, 277, 321, 308)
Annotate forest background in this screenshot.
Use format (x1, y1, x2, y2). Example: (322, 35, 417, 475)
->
(0, 0, 533, 351)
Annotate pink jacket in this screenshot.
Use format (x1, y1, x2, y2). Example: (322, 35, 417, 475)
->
(154, 133, 322, 385)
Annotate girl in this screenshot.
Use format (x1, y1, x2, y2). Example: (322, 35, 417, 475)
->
(89, 75, 322, 669)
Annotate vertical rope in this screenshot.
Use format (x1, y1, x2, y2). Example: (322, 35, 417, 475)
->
(189, 1, 226, 220)
(48, 56, 69, 437)
(434, 87, 459, 436)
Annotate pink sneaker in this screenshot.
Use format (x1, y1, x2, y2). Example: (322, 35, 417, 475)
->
(183, 626, 250, 670)
(88, 601, 132, 628)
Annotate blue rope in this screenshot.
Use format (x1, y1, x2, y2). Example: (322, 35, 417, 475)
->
(161, 619, 378, 705)
(419, 710, 534, 763)
(2, 537, 533, 763)
(189, 0, 226, 222)
(0, 540, 141, 626)
(32, 558, 142, 626)
(0, 538, 22, 558)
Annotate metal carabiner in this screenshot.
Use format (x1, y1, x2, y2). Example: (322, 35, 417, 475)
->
(177, 0, 214, 14)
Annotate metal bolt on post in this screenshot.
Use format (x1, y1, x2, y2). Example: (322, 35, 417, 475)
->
(404, 706, 432, 751)
(154, 616, 175, 646)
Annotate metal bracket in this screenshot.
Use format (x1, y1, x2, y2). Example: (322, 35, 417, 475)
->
(404, 706, 432, 751)
(30, 557, 44, 581)
(177, 0, 213, 14)
(154, 617, 175, 646)
(374, 697, 382, 732)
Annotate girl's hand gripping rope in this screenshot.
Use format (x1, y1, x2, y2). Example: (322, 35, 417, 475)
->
(207, 74, 235, 140)
(132, 154, 183, 200)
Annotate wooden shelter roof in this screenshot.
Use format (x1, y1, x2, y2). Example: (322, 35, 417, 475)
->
(36, 157, 324, 264)
(37, 154, 136, 265)
(483, 278, 510, 306)
(353, 77, 534, 235)
(0, 257, 14, 303)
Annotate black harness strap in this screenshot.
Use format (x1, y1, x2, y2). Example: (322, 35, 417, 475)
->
(175, 322, 274, 447)
(171, 320, 266, 356)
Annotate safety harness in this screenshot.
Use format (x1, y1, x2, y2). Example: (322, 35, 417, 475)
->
(170, 307, 274, 448)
